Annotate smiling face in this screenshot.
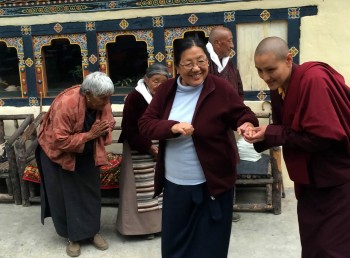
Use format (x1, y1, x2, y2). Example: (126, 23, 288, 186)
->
(254, 51, 293, 91)
(176, 46, 209, 87)
(144, 74, 168, 95)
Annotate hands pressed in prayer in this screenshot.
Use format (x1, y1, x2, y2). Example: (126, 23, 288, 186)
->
(88, 120, 111, 140)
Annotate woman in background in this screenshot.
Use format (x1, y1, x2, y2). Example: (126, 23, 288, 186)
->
(117, 63, 169, 239)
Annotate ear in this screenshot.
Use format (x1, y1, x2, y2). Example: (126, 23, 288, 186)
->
(84, 91, 91, 103)
(286, 52, 293, 65)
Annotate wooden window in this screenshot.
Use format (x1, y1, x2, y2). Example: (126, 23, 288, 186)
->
(107, 35, 148, 93)
(42, 39, 83, 96)
(236, 21, 288, 92)
(0, 42, 21, 98)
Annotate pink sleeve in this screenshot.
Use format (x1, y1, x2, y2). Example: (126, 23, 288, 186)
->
(52, 98, 89, 153)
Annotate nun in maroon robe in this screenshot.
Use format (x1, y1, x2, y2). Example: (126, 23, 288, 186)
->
(250, 38, 350, 258)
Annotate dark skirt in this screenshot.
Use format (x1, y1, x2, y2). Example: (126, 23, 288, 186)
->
(298, 182, 350, 258)
(36, 146, 101, 242)
(162, 180, 233, 258)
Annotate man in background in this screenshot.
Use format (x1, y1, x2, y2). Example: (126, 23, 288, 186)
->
(206, 26, 244, 99)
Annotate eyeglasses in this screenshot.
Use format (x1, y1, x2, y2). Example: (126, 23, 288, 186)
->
(179, 58, 208, 70)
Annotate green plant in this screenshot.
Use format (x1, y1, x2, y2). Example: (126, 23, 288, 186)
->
(0, 79, 8, 88)
(114, 74, 143, 87)
(114, 78, 133, 87)
(69, 65, 83, 83)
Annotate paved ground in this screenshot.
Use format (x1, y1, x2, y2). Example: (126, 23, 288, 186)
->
(0, 179, 301, 258)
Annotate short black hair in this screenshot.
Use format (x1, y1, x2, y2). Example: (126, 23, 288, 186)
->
(173, 37, 209, 67)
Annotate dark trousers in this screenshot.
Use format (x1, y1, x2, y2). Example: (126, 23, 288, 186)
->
(162, 180, 233, 258)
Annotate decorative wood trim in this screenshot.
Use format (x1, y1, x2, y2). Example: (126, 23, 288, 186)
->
(32, 34, 88, 96)
(0, 5, 318, 105)
(0, 37, 27, 97)
(0, 1, 250, 17)
(97, 30, 154, 75)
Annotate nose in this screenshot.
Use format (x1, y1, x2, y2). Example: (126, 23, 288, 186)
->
(260, 72, 271, 82)
(153, 84, 160, 91)
(191, 63, 201, 71)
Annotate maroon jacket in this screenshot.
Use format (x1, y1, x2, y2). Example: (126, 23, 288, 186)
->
(118, 89, 152, 154)
(255, 62, 350, 191)
(139, 74, 258, 197)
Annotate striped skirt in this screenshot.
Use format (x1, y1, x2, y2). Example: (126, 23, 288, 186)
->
(116, 141, 162, 235)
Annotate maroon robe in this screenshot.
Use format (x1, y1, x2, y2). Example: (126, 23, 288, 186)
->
(208, 59, 244, 99)
(255, 62, 350, 258)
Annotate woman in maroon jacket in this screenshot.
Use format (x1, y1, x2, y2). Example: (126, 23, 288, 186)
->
(117, 63, 169, 239)
(139, 37, 258, 258)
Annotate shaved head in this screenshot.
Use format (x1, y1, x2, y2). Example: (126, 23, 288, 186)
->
(209, 26, 232, 43)
(208, 26, 234, 59)
(255, 36, 290, 60)
(254, 36, 293, 91)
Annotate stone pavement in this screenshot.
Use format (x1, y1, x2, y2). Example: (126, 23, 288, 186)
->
(0, 184, 301, 258)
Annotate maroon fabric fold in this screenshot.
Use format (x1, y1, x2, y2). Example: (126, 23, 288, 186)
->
(282, 62, 350, 184)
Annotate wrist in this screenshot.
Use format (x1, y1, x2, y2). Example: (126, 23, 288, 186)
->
(85, 131, 94, 142)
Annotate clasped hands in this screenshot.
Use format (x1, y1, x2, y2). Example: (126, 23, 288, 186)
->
(171, 121, 267, 143)
(238, 123, 267, 143)
(171, 122, 195, 136)
(87, 120, 112, 140)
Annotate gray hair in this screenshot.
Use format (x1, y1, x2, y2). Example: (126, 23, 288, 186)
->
(80, 71, 114, 96)
(144, 63, 169, 79)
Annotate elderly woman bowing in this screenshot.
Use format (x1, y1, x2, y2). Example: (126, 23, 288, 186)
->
(36, 72, 115, 257)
